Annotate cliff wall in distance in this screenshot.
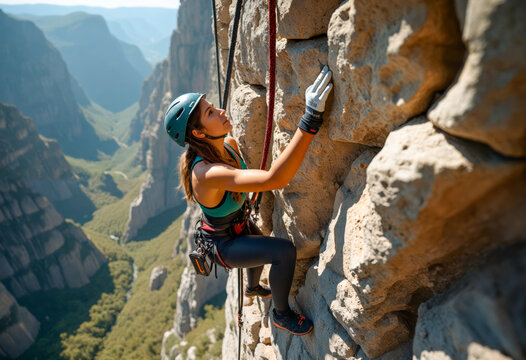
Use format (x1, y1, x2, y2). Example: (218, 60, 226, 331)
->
(0, 103, 107, 358)
(123, 0, 214, 242)
(0, 10, 117, 160)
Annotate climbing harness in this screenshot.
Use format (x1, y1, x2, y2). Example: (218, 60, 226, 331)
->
(209, 0, 277, 358)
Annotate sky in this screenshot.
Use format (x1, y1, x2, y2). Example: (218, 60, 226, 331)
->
(0, 0, 179, 8)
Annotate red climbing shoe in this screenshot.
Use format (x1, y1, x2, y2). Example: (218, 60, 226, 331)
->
(272, 308, 313, 335)
(244, 284, 272, 298)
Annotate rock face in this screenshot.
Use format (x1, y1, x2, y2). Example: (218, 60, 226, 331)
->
(429, 0, 526, 158)
(0, 166, 106, 299)
(168, 204, 228, 341)
(413, 244, 526, 360)
(0, 102, 94, 221)
(146, 0, 525, 358)
(0, 102, 106, 357)
(326, 0, 465, 147)
(207, 0, 526, 359)
(123, 0, 213, 241)
(0, 283, 40, 359)
(150, 266, 168, 291)
(313, 119, 525, 357)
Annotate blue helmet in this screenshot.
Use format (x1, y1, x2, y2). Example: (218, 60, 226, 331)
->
(164, 92, 205, 147)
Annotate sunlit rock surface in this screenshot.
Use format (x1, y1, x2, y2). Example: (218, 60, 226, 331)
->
(145, 0, 526, 358)
(212, 0, 526, 359)
(429, 0, 526, 158)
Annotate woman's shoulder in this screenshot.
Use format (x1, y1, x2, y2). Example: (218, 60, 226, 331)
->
(225, 137, 241, 153)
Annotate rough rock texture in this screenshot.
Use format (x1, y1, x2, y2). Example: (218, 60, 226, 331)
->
(124, 0, 213, 241)
(0, 102, 94, 220)
(0, 104, 106, 357)
(0, 283, 39, 359)
(146, 0, 526, 358)
(0, 179, 106, 355)
(316, 119, 525, 358)
(413, 244, 526, 360)
(272, 38, 365, 258)
(167, 204, 228, 342)
(277, 0, 341, 40)
(229, 84, 274, 234)
(0, 176, 106, 299)
(208, 0, 526, 359)
(326, 0, 465, 147)
(0, 102, 106, 298)
(429, 0, 526, 158)
(149, 265, 168, 291)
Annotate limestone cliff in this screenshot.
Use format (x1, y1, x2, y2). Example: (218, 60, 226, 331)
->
(212, 0, 526, 359)
(124, 0, 213, 241)
(0, 10, 116, 160)
(0, 102, 94, 221)
(0, 103, 106, 297)
(0, 103, 106, 358)
(150, 0, 525, 359)
(164, 203, 228, 344)
(0, 283, 39, 359)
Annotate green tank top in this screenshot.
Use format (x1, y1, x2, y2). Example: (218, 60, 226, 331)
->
(191, 143, 247, 217)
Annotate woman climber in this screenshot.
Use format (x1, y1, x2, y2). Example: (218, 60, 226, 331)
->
(164, 66, 333, 335)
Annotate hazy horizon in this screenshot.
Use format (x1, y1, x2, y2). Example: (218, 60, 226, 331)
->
(0, 0, 179, 9)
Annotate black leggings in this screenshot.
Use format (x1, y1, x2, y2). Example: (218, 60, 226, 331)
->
(213, 221, 296, 312)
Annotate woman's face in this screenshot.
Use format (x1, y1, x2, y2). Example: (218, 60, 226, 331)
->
(196, 98, 232, 138)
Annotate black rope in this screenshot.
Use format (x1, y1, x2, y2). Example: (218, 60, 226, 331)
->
(237, 268, 243, 360)
(211, 0, 222, 108)
(222, 0, 244, 108)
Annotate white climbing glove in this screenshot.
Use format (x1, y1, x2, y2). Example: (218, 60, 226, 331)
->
(298, 65, 333, 134)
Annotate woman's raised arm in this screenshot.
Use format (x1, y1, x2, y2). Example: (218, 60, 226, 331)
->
(196, 66, 333, 193)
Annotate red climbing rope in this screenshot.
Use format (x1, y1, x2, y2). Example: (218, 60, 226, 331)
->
(260, 0, 276, 171)
(250, 0, 276, 208)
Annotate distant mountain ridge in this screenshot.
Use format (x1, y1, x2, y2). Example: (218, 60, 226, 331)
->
(20, 11, 151, 112)
(0, 10, 117, 160)
(0, 3, 177, 65)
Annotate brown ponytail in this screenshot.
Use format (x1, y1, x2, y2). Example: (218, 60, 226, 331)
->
(178, 102, 243, 203)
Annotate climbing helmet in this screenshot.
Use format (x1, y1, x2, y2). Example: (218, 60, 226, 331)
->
(164, 92, 205, 147)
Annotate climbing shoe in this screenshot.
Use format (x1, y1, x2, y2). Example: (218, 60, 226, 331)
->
(272, 308, 313, 335)
(244, 284, 272, 298)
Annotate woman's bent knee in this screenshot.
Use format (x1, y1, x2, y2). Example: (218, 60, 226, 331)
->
(274, 238, 296, 264)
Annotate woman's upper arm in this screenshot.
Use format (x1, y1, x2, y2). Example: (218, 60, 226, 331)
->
(194, 162, 283, 193)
